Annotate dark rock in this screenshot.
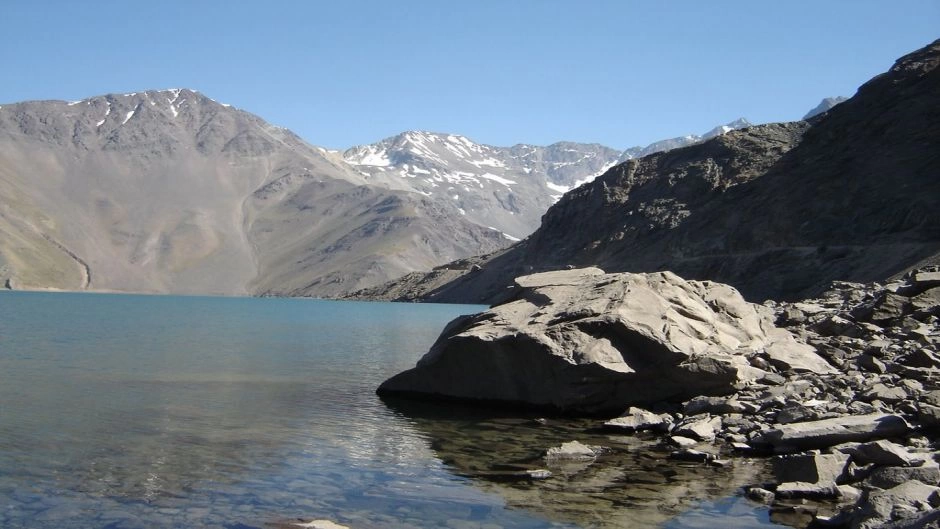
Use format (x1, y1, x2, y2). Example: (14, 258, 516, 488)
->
(869, 293, 913, 325)
(683, 396, 745, 415)
(772, 453, 850, 485)
(876, 507, 940, 528)
(917, 404, 940, 428)
(866, 462, 940, 489)
(673, 416, 722, 442)
(859, 354, 888, 373)
(775, 480, 839, 499)
(842, 440, 926, 467)
(752, 413, 911, 450)
(850, 481, 940, 529)
(861, 383, 908, 404)
(669, 448, 715, 463)
(747, 487, 775, 503)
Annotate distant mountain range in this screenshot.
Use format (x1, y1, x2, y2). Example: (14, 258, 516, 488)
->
(350, 40, 940, 304)
(0, 88, 761, 297)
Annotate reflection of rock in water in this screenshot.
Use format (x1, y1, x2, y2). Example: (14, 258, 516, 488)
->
(384, 397, 773, 529)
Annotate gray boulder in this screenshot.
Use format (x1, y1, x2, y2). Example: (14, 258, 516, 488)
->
(842, 440, 926, 467)
(867, 462, 940, 489)
(378, 268, 833, 414)
(602, 407, 671, 432)
(545, 440, 596, 461)
(752, 413, 911, 451)
(773, 453, 850, 485)
(851, 481, 940, 529)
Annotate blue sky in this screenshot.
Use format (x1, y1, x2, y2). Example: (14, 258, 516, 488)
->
(2, 1, 937, 149)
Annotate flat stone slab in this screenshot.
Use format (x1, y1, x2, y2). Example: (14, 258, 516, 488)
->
(752, 413, 910, 450)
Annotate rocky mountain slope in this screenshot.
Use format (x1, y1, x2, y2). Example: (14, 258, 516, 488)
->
(352, 39, 940, 304)
(0, 90, 510, 296)
(803, 96, 848, 119)
(0, 86, 761, 297)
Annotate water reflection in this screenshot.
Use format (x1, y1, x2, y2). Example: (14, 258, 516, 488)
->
(383, 397, 778, 529)
(0, 292, 779, 528)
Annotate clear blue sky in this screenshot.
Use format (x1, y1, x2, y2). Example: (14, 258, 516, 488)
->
(1, 1, 937, 150)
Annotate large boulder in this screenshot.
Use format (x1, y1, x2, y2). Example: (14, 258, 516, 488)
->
(378, 268, 833, 414)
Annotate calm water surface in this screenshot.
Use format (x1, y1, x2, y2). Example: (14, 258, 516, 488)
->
(0, 291, 778, 528)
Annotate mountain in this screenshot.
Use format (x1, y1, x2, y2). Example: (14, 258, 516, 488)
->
(350, 39, 940, 304)
(0, 90, 511, 296)
(343, 132, 622, 241)
(0, 90, 635, 297)
(803, 96, 848, 119)
(618, 118, 753, 161)
(0, 85, 766, 298)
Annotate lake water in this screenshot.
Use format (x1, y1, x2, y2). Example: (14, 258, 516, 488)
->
(0, 291, 779, 528)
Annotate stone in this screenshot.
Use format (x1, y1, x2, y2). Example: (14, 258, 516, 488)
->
(545, 441, 596, 461)
(763, 332, 837, 374)
(683, 396, 745, 415)
(775, 480, 839, 499)
(918, 404, 940, 428)
(913, 272, 940, 290)
(900, 348, 940, 369)
(861, 383, 909, 404)
(747, 487, 775, 503)
(669, 448, 715, 462)
(759, 372, 787, 385)
(859, 354, 888, 373)
(668, 436, 699, 448)
(850, 481, 940, 529)
(876, 508, 940, 528)
(772, 453, 850, 485)
(866, 462, 940, 489)
(673, 416, 722, 442)
(843, 440, 926, 467)
(837, 484, 862, 503)
(379, 269, 833, 414)
(602, 407, 670, 432)
(752, 413, 911, 450)
(776, 405, 818, 424)
(870, 292, 913, 324)
(911, 288, 940, 316)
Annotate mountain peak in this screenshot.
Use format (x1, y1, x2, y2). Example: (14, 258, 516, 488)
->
(802, 97, 848, 120)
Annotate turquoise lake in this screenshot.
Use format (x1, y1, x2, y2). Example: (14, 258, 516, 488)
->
(0, 291, 779, 528)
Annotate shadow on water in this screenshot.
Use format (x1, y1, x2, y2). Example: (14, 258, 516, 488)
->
(382, 396, 781, 529)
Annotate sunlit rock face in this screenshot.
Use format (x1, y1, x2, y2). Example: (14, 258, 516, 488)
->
(379, 268, 831, 414)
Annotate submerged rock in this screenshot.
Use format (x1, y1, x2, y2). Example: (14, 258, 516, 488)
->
(379, 268, 831, 414)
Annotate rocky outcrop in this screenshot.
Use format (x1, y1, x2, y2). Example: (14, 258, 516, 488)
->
(378, 267, 832, 414)
(380, 264, 940, 528)
(356, 39, 940, 305)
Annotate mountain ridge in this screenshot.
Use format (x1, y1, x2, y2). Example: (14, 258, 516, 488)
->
(349, 39, 940, 304)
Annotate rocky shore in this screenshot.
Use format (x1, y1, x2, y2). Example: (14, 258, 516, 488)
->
(378, 266, 940, 528)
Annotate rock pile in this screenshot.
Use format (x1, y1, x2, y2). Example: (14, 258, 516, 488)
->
(600, 266, 940, 528)
(380, 266, 940, 528)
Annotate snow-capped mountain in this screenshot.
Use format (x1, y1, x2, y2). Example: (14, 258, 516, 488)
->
(342, 122, 754, 243)
(0, 87, 761, 298)
(344, 131, 621, 240)
(618, 118, 753, 162)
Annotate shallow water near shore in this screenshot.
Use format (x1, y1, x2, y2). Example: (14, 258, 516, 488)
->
(0, 291, 780, 528)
